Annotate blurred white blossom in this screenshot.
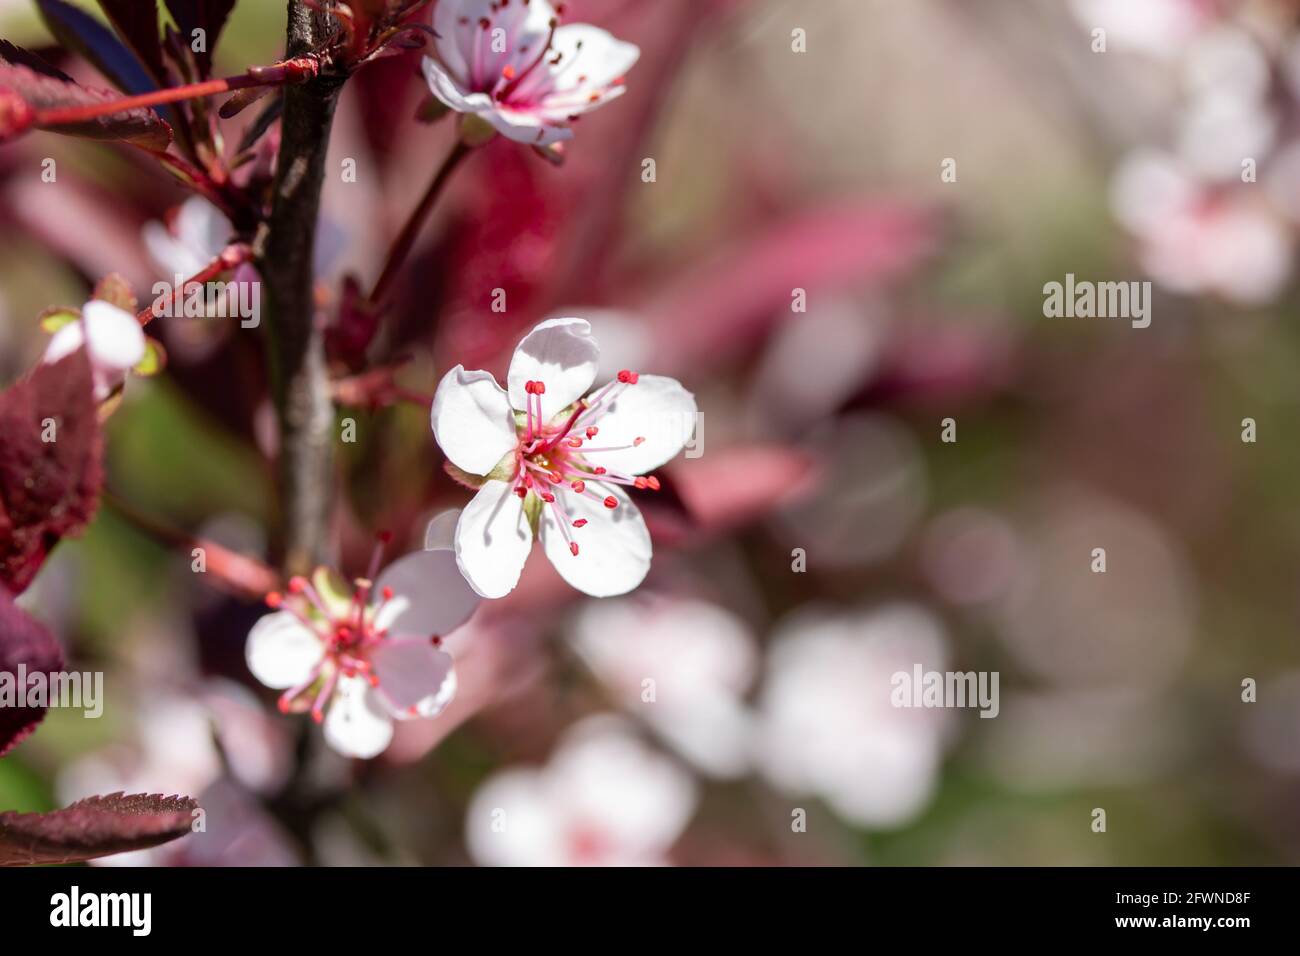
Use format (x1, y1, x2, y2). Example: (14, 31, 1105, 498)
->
(465, 716, 696, 866)
(757, 604, 952, 829)
(570, 594, 759, 778)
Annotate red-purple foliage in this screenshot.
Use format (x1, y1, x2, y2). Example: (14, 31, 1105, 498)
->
(0, 793, 199, 866)
(0, 351, 104, 595)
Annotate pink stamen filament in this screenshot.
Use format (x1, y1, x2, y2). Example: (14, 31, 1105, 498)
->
(310, 667, 341, 724)
(497, 16, 561, 101)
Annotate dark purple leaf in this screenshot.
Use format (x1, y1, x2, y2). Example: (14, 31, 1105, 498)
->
(0, 351, 104, 594)
(0, 57, 172, 149)
(0, 793, 199, 866)
(163, 0, 236, 77)
(37, 0, 159, 95)
(0, 592, 64, 757)
(0, 40, 72, 82)
(97, 0, 166, 82)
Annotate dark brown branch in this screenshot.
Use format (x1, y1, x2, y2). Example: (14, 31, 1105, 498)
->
(257, 1, 348, 575)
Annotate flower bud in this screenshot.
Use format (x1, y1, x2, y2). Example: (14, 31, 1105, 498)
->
(0, 88, 35, 144)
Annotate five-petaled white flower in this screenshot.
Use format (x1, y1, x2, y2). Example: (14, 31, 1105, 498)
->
(431, 317, 697, 599)
(244, 533, 481, 759)
(422, 0, 639, 147)
(42, 299, 147, 401)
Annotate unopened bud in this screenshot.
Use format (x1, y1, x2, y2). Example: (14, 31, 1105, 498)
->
(0, 88, 35, 144)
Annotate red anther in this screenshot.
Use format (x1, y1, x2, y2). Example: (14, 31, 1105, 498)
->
(277, 696, 292, 714)
(288, 576, 307, 594)
(311, 708, 325, 725)
(593, 466, 607, 475)
(542, 492, 556, 503)
(586, 426, 598, 439)
(367, 673, 380, 687)
(633, 436, 645, 446)
(634, 477, 648, 489)
(478, 17, 490, 28)
(265, 591, 283, 608)
(603, 496, 618, 509)
(431, 635, 443, 646)
(646, 476, 661, 491)
(571, 479, 586, 493)
(524, 380, 536, 394)
(573, 518, 588, 528)
(617, 369, 636, 383)
(515, 485, 528, 498)
(567, 437, 583, 447)
(534, 380, 546, 394)
(381, 586, 394, 601)
(502, 64, 516, 80)
(407, 705, 419, 716)
(549, 471, 563, 484)
(588, 92, 600, 103)
(376, 530, 393, 544)
(569, 542, 580, 556)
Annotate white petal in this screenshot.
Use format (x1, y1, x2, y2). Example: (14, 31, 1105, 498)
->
(142, 221, 204, 278)
(423, 508, 461, 551)
(409, 667, 458, 719)
(43, 321, 87, 365)
(175, 196, 232, 259)
(372, 548, 481, 637)
(436, 0, 555, 90)
(431, 0, 473, 86)
(82, 300, 147, 372)
(455, 479, 534, 598)
(431, 365, 518, 475)
(322, 676, 395, 759)
(539, 485, 650, 597)
(245, 611, 324, 689)
(421, 56, 493, 113)
(584, 374, 697, 475)
(480, 106, 574, 146)
(369, 638, 455, 714)
(535, 24, 639, 117)
(506, 317, 599, 420)
(536, 83, 628, 122)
